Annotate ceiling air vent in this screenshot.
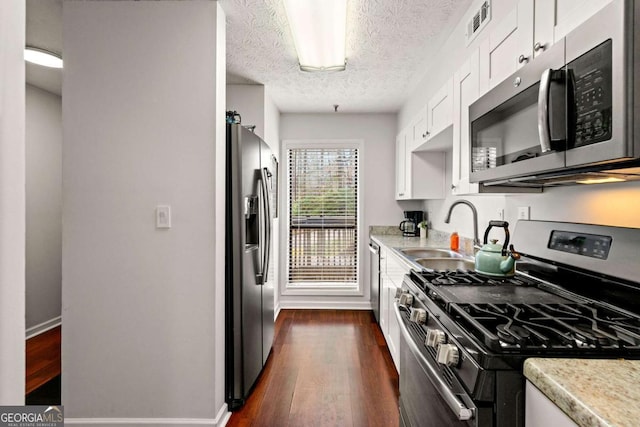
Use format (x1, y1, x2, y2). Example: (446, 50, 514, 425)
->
(466, 0, 491, 46)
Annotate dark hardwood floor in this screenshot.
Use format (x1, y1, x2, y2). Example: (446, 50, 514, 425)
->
(26, 325, 61, 395)
(227, 309, 399, 427)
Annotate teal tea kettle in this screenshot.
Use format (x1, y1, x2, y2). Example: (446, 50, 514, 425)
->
(474, 221, 521, 277)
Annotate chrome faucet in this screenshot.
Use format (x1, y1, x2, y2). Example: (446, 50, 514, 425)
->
(444, 200, 481, 248)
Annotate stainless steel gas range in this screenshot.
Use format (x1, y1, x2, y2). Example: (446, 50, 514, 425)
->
(395, 220, 640, 427)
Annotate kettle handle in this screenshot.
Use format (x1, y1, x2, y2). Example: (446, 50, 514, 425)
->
(483, 220, 510, 255)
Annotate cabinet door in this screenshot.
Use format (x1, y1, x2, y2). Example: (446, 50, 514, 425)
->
(395, 131, 409, 200)
(479, 0, 534, 93)
(525, 381, 578, 427)
(532, 0, 556, 59)
(411, 106, 429, 147)
(387, 284, 401, 371)
(396, 130, 445, 200)
(380, 275, 389, 336)
(452, 49, 480, 195)
(553, 0, 613, 42)
(427, 78, 453, 138)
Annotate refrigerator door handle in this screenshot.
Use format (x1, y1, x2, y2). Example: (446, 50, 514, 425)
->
(258, 168, 271, 285)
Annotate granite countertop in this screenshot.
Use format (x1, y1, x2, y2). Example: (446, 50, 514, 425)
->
(524, 358, 640, 427)
(369, 226, 476, 258)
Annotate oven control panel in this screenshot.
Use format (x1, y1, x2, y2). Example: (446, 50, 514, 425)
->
(548, 230, 612, 259)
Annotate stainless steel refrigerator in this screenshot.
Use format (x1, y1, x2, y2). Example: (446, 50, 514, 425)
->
(225, 123, 276, 410)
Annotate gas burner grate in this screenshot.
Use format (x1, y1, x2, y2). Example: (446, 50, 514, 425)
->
(413, 269, 539, 287)
(450, 302, 640, 352)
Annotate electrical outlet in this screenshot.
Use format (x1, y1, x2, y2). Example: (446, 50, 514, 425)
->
(496, 208, 504, 220)
(517, 206, 530, 220)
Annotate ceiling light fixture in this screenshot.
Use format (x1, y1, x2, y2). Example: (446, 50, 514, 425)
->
(24, 46, 63, 69)
(283, 0, 347, 72)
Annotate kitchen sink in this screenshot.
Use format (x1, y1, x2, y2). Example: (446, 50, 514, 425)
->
(414, 258, 475, 271)
(399, 248, 463, 258)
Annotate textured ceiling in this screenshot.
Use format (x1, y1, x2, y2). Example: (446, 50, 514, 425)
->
(26, 0, 63, 96)
(220, 0, 472, 113)
(25, 0, 472, 111)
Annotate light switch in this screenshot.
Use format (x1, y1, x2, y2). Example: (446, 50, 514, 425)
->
(156, 205, 171, 229)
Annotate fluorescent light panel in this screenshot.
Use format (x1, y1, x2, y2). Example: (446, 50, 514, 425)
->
(24, 47, 63, 69)
(284, 0, 347, 71)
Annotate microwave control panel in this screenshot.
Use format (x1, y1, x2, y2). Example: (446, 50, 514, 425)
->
(570, 39, 612, 148)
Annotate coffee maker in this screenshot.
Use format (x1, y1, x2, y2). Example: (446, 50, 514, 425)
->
(399, 211, 424, 237)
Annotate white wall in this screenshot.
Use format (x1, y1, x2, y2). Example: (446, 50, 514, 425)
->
(62, 1, 227, 424)
(426, 153, 640, 239)
(226, 84, 266, 139)
(0, 0, 26, 405)
(280, 113, 411, 308)
(26, 85, 62, 332)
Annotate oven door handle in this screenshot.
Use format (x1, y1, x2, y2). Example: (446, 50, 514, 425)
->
(394, 302, 474, 421)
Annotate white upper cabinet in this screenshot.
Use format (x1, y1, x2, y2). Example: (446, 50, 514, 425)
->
(395, 130, 409, 199)
(452, 49, 481, 195)
(427, 78, 454, 140)
(551, 0, 614, 42)
(414, 79, 454, 151)
(410, 106, 428, 148)
(479, 0, 534, 94)
(395, 128, 446, 200)
(479, 0, 614, 94)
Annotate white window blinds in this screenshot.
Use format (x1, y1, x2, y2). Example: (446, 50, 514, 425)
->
(288, 147, 358, 285)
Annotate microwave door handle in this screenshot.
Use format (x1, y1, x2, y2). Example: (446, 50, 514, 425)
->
(538, 69, 553, 153)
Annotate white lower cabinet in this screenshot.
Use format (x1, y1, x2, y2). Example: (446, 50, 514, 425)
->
(378, 247, 412, 372)
(525, 381, 578, 427)
(386, 283, 401, 370)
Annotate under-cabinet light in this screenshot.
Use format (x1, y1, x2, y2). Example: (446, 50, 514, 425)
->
(283, 0, 347, 72)
(576, 177, 626, 185)
(24, 46, 63, 69)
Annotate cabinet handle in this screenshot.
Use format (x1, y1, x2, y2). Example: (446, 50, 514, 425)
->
(533, 42, 546, 52)
(451, 184, 456, 189)
(518, 54, 529, 64)
(398, 193, 405, 196)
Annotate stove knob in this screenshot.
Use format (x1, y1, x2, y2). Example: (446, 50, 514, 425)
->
(399, 293, 414, 307)
(436, 343, 460, 367)
(409, 308, 427, 324)
(425, 328, 446, 348)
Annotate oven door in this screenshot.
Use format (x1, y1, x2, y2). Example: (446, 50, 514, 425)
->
(394, 302, 477, 427)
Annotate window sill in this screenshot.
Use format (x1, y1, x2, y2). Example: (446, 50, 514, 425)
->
(283, 283, 363, 297)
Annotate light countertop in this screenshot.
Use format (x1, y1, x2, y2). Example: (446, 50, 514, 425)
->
(369, 227, 475, 257)
(524, 358, 640, 427)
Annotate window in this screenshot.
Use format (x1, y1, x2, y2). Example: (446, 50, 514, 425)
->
(287, 144, 359, 289)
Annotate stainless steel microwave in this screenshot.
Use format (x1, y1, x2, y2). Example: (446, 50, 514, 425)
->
(469, 0, 640, 187)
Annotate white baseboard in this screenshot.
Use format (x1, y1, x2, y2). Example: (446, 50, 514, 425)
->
(278, 300, 372, 310)
(65, 404, 231, 427)
(274, 302, 281, 320)
(26, 316, 61, 339)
